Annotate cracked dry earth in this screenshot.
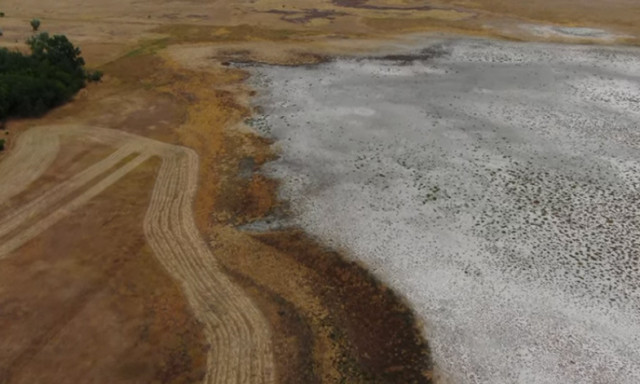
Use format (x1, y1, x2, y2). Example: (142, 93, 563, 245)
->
(0, 125, 274, 384)
(250, 39, 640, 384)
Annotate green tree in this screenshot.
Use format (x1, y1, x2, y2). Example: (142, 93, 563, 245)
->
(0, 33, 93, 120)
(30, 18, 40, 31)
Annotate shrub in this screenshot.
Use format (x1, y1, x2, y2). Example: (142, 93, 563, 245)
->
(86, 70, 103, 82)
(30, 18, 40, 31)
(0, 139, 5, 151)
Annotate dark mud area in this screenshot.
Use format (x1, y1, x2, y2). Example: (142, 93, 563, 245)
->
(368, 45, 449, 64)
(224, 266, 321, 384)
(331, 0, 434, 11)
(265, 9, 349, 24)
(251, 230, 433, 383)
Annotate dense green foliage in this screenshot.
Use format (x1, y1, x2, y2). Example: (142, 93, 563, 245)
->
(0, 33, 93, 120)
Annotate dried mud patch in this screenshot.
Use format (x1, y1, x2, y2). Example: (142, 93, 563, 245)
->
(331, 0, 433, 11)
(223, 266, 320, 384)
(265, 9, 349, 25)
(252, 230, 433, 383)
(209, 225, 432, 383)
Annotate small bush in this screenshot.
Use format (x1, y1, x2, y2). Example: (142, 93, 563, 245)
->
(0, 12, 5, 17)
(0, 139, 5, 151)
(86, 70, 103, 82)
(30, 18, 40, 31)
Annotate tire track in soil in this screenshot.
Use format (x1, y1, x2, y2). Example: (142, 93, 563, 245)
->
(0, 152, 151, 259)
(0, 125, 275, 384)
(0, 144, 139, 240)
(145, 148, 275, 384)
(0, 128, 59, 203)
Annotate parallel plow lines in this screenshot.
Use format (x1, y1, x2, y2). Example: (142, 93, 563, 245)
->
(0, 125, 275, 384)
(145, 149, 274, 384)
(0, 145, 140, 241)
(0, 152, 151, 259)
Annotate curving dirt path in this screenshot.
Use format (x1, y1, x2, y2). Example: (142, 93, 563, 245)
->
(0, 124, 275, 384)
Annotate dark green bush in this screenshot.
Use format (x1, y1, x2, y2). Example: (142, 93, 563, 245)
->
(0, 33, 94, 120)
(30, 18, 40, 31)
(0, 139, 5, 151)
(87, 70, 103, 82)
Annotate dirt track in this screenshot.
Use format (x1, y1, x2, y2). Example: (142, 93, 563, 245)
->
(0, 125, 275, 384)
(0, 128, 59, 203)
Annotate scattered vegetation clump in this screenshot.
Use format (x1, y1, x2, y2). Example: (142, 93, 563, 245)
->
(0, 138, 4, 151)
(30, 18, 40, 31)
(0, 33, 98, 120)
(86, 70, 103, 82)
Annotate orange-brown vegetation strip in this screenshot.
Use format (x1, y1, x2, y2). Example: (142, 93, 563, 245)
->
(0, 157, 207, 384)
(154, 25, 320, 44)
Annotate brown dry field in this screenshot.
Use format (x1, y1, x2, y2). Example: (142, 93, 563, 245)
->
(1, 0, 639, 383)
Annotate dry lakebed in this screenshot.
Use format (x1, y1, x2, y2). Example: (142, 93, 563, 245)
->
(248, 38, 640, 384)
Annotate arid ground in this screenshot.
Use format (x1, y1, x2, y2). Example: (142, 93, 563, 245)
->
(251, 40, 640, 383)
(0, 0, 639, 383)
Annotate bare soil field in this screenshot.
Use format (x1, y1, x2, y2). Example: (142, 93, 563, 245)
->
(0, 125, 277, 383)
(1, 0, 639, 383)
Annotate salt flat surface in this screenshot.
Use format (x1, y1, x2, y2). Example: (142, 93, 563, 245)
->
(250, 40, 640, 383)
(523, 25, 625, 42)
